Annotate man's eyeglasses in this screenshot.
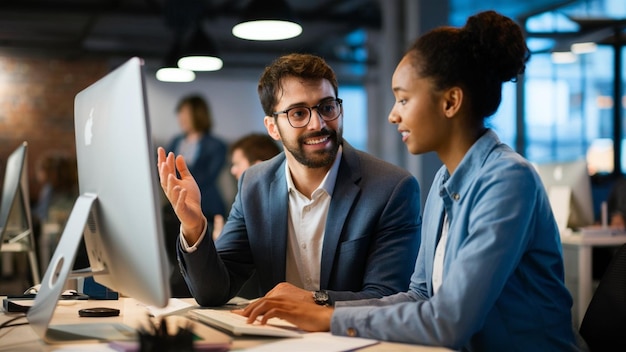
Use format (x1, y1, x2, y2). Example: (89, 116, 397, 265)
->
(272, 98, 343, 128)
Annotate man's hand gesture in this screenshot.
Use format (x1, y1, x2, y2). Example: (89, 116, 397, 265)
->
(157, 147, 205, 244)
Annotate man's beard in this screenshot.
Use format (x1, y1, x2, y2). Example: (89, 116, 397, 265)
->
(279, 126, 342, 169)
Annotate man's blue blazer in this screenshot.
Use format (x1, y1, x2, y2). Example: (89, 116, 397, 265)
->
(177, 143, 421, 306)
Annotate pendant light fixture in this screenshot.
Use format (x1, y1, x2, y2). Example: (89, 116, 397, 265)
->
(177, 25, 223, 71)
(156, 38, 196, 82)
(156, 67, 196, 82)
(232, 0, 302, 41)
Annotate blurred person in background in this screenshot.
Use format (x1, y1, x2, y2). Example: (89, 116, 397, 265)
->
(213, 133, 282, 240)
(163, 94, 228, 297)
(166, 94, 227, 222)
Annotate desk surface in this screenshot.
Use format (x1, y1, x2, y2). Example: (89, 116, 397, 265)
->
(560, 232, 626, 327)
(561, 232, 626, 246)
(0, 297, 451, 352)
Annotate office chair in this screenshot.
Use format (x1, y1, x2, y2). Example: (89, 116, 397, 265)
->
(579, 243, 626, 351)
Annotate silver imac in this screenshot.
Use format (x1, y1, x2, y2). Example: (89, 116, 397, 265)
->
(27, 57, 171, 343)
(0, 141, 40, 285)
(535, 159, 595, 230)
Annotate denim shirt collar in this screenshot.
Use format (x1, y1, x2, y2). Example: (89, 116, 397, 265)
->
(439, 129, 501, 206)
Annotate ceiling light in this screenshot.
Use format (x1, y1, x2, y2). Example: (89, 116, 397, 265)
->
(551, 51, 577, 64)
(156, 67, 196, 82)
(232, 0, 302, 41)
(233, 20, 302, 41)
(571, 42, 597, 54)
(178, 56, 223, 71)
(177, 25, 223, 71)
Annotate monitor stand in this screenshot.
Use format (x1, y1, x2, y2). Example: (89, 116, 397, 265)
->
(0, 142, 40, 285)
(26, 194, 137, 343)
(0, 183, 40, 285)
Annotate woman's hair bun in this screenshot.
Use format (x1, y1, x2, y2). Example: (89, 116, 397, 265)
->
(462, 10, 530, 83)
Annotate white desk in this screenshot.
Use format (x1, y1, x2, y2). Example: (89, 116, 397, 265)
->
(560, 232, 626, 327)
(0, 297, 451, 352)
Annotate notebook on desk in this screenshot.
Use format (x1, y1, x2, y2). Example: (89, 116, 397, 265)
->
(188, 308, 303, 338)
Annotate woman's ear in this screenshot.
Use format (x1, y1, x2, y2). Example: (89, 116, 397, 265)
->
(442, 86, 463, 118)
(264, 116, 281, 141)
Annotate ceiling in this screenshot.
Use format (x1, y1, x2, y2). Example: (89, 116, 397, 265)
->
(0, 0, 380, 72)
(449, 0, 576, 25)
(0, 0, 606, 75)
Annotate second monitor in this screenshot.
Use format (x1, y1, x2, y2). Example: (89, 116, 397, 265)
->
(535, 159, 594, 231)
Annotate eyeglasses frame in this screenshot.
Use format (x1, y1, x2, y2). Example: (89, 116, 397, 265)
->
(271, 98, 343, 128)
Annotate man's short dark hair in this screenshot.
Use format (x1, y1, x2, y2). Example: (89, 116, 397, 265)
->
(257, 53, 338, 117)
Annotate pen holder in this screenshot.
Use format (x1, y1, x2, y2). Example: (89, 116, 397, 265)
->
(138, 316, 194, 352)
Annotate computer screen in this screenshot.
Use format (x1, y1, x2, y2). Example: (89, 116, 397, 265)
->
(27, 57, 171, 342)
(0, 142, 30, 242)
(0, 141, 40, 285)
(535, 159, 595, 230)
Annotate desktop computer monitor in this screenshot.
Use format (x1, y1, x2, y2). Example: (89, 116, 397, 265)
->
(27, 57, 171, 343)
(535, 159, 595, 230)
(0, 141, 40, 284)
(0, 142, 31, 243)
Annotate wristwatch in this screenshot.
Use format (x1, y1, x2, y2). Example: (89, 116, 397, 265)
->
(313, 289, 331, 306)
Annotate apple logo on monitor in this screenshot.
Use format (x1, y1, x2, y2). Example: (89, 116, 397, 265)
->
(85, 107, 94, 146)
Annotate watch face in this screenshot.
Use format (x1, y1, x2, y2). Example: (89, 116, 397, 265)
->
(314, 290, 329, 305)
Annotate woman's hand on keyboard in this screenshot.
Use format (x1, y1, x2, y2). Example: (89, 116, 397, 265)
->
(237, 297, 333, 332)
(264, 282, 315, 303)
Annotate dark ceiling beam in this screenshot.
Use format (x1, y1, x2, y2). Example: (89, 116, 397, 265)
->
(0, 0, 378, 67)
(0, 1, 162, 16)
(0, 1, 381, 28)
(516, 0, 579, 22)
(302, 0, 380, 28)
(525, 32, 586, 39)
(324, 0, 374, 13)
(569, 17, 626, 32)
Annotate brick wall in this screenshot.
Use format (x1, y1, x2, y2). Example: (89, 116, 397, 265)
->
(0, 56, 109, 203)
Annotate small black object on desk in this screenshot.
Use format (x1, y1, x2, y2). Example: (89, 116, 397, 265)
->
(137, 317, 194, 352)
(78, 307, 121, 317)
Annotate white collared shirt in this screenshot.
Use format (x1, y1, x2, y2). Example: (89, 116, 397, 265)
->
(284, 147, 342, 291)
(179, 215, 207, 253)
(176, 138, 199, 167)
(432, 212, 448, 295)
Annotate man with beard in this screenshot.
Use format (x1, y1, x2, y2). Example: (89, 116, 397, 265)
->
(157, 53, 421, 307)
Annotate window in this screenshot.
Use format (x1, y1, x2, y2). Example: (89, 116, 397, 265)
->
(487, 82, 516, 149)
(339, 85, 367, 151)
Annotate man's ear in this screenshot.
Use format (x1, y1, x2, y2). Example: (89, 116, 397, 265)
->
(442, 86, 463, 118)
(264, 116, 281, 141)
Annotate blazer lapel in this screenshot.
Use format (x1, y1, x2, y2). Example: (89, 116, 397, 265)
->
(268, 162, 288, 285)
(319, 146, 361, 288)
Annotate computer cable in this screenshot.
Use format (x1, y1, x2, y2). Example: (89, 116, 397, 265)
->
(0, 314, 28, 330)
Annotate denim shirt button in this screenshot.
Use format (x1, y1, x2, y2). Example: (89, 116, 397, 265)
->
(453, 193, 460, 201)
(346, 328, 358, 337)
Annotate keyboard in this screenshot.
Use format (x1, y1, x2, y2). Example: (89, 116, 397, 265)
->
(189, 309, 302, 338)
